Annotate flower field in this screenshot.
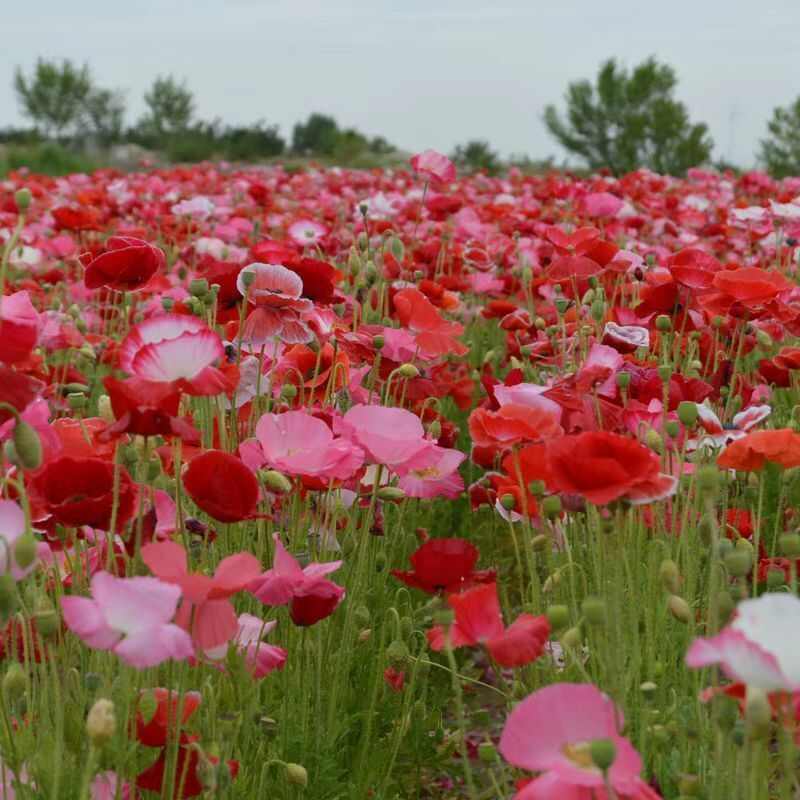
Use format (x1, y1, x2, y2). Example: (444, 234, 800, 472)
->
(1, 152, 800, 798)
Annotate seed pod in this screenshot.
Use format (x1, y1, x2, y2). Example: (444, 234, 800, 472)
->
(542, 495, 562, 518)
(590, 738, 616, 771)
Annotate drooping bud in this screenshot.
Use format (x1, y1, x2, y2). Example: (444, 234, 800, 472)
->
(667, 594, 692, 623)
(86, 698, 116, 747)
(397, 363, 420, 379)
(259, 470, 293, 494)
(659, 559, 680, 593)
(285, 763, 308, 787)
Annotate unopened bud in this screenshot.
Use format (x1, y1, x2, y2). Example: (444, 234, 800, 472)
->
(659, 559, 680, 593)
(397, 363, 420, 379)
(13, 421, 41, 470)
(546, 604, 569, 631)
(87, 698, 116, 746)
(14, 189, 32, 212)
(779, 533, 800, 557)
(285, 763, 308, 787)
(542, 495, 562, 519)
(582, 596, 607, 626)
(677, 401, 699, 427)
(13, 535, 37, 570)
(655, 315, 671, 332)
(667, 595, 692, 623)
(260, 470, 293, 494)
(2, 663, 26, 699)
(616, 372, 631, 390)
(377, 486, 406, 501)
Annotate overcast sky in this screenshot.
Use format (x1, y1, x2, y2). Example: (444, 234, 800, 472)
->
(1, 0, 798, 167)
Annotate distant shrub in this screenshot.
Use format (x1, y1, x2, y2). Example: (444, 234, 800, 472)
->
(0, 143, 98, 176)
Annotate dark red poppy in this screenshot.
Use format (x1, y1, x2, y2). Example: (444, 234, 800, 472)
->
(0, 367, 43, 423)
(286, 257, 340, 304)
(83, 235, 165, 291)
(101, 376, 200, 443)
(182, 450, 261, 522)
(391, 538, 496, 594)
(289, 579, 345, 626)
(31, 456, 138, 531)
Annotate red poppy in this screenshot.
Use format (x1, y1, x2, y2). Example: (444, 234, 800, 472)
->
(101, 376, 200, 443)
(391, 538, 496, 594)
(427, 582, 550, 668)
(83, 235, 165, 291)
(545, 431, 677, 506)
(0, 367, 43, 423)
(717, 429, 800, 471)
(468, 405, 563, 450)
(666, 248, 721, 290)
(289, 579, 346, 626)
(286, 257, 340, 304)
(712, 267, 792, 304)
(31, 456, 138, 531)
(392, 287, 468, 357)
(182, 450, 262, 522)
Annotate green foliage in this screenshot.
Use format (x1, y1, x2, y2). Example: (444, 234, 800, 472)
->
(292, 113, 341, 156)
(544, 57, 713, 175)
(79, 88, 126, 146)
(0, 143, 98, 177)
(451, 139, 502, 175)
(139, 75, 195, 138)
(759, 96, 800, 178)
(13, 59, 93, 139)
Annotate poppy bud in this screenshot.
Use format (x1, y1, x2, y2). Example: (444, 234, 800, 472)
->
(534, 316, 546, 330)
(664, 420, 680, 439)
(645, 428, 663, 454)
(677, 401, 698, 427)
(388, 236, 405, 261)
(2, 663, 26, 699)
(386, 639, 410, 668)
(714, 590, 735, 624)
(615, 372, 631, 390)
(590, 738, 616, 771)
(281, 384, 298, 400)
(97, 394, 114, 423)
(397, 363, 419, 379)
(546, 604, 569, 632)
(372, 334, 384, 350)
(659, 559, 680, 593)
(766, 568, 785, 589)
(655, 315, 671, 332)
(657, 365, 672, 383)
(84, 672, 103, 691)
(354, 605, 371, 628)
(189, 278, 209, 297)
(755, 329, 773, 349)
(66, 392, 87, 411)
(724, 549, 752, 578)
(560, 626, 582, 649)
(374, 551, 387, 571)
(377, 486, 406, 501)
(34, 608, 59, 638)
(779, 533, 800, 557)
(541, 495, 562, 518)
(12, 421, 41, 471)
(14, 188, 31, 212)
(0, 575, 17, 618)
(86, 698, 116, 747)
(640, 681, 658, 700)
(13, 534, 37, 570)
(285, 763, 308, 787)
(358, 628, 372, 643)
(554, 298, 570, 315)
(162, 297, 175, 311)
(532, 534, 549, 551)
(582, 596, 607, 626)
(259, 470, 293, 494)
(478, 742, 497, 763)
(667, 594, 692, 623)
(745, 688, 771, 739)
(240, 270, 256, 289)
(499, 494, 516, 511)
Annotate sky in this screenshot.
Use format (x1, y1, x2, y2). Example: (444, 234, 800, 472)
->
(1, 0, 798, 167)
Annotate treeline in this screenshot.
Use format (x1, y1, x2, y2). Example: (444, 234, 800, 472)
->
(5, 57, 800, 177)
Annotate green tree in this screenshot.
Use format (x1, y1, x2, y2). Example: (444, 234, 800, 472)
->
(80, 88, 126, 146)
(760, 97, 800, 178)
(292, 113, 340, 155)
(544, 58, 713, 175)
(451, 140, 502, 175)
(13, 59, 92, 139)
(140, 75, 194, 138)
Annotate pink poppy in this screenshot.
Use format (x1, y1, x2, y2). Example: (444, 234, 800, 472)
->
(141, 540, 262, 651)
(576, 343, 623, 398)
(686, 593, 800, 691)
(237, 262, 314, 345)
(0, 291, 39, 364)
(395, 444, 465, 499)
(409, 149, 456, 183)
(248, 533, 345, 626)
(579, 191, 623, 218)
(338, 404, 430, 468)
(499, 683, 662, 799)
(254, 409, 364, 480)
(288, 219, 328, 246)
(91, 772, 130, 800)
(0, 500, 48, 580)
(119, 314, 235, 396)
(61, 571, 193, 669)
(231, 613, 287, 678)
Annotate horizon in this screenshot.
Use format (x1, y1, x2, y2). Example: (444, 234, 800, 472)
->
(1, 0, 798, 168)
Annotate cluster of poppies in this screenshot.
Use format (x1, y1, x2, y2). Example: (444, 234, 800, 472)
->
(1, 148, 800, 798)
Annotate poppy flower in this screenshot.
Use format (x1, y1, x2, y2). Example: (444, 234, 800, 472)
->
(0, 292, 39, 364)
(248, 533, 345, 627)
(101, 376, 200, 443)
(237, 262, 314, 345)
(712, 267, 792, 304)
(31, 456, 138, 531)
(120, 314, 237, 396)
(83, 236, 165, 291)
(392, 287, 468, 358)
(409, 149, 456, 183)
(338, 404, 430, 468)
(391, 538, 496, 594)
(288, 219, 328, 246)
(499, 683, 662, 799)
(469, 404, 563, 450)
(427, 582, 550, 668)
(717, 429, 800, 471)
(142, 540, 261, 651)
(545, 432, 677, 506)
(687, 593, 800, 691)
(61, 571, 193, 668)
(182, 450, 262, 522)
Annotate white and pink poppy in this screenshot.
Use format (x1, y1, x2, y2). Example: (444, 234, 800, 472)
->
(288, 219, 328, 246)
(686, 402, 771, 452)
(409, 149, 456, 183)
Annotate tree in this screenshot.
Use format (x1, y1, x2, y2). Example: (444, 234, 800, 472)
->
(544, 58, 713, 175)
(451, 140, 502, 175)
(292, 113, 340, 155)
(140, 75, 194, 137)
(760, 97, 800, 178)
(80, 88, 126, 146)
(13, 59, 92, 139)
